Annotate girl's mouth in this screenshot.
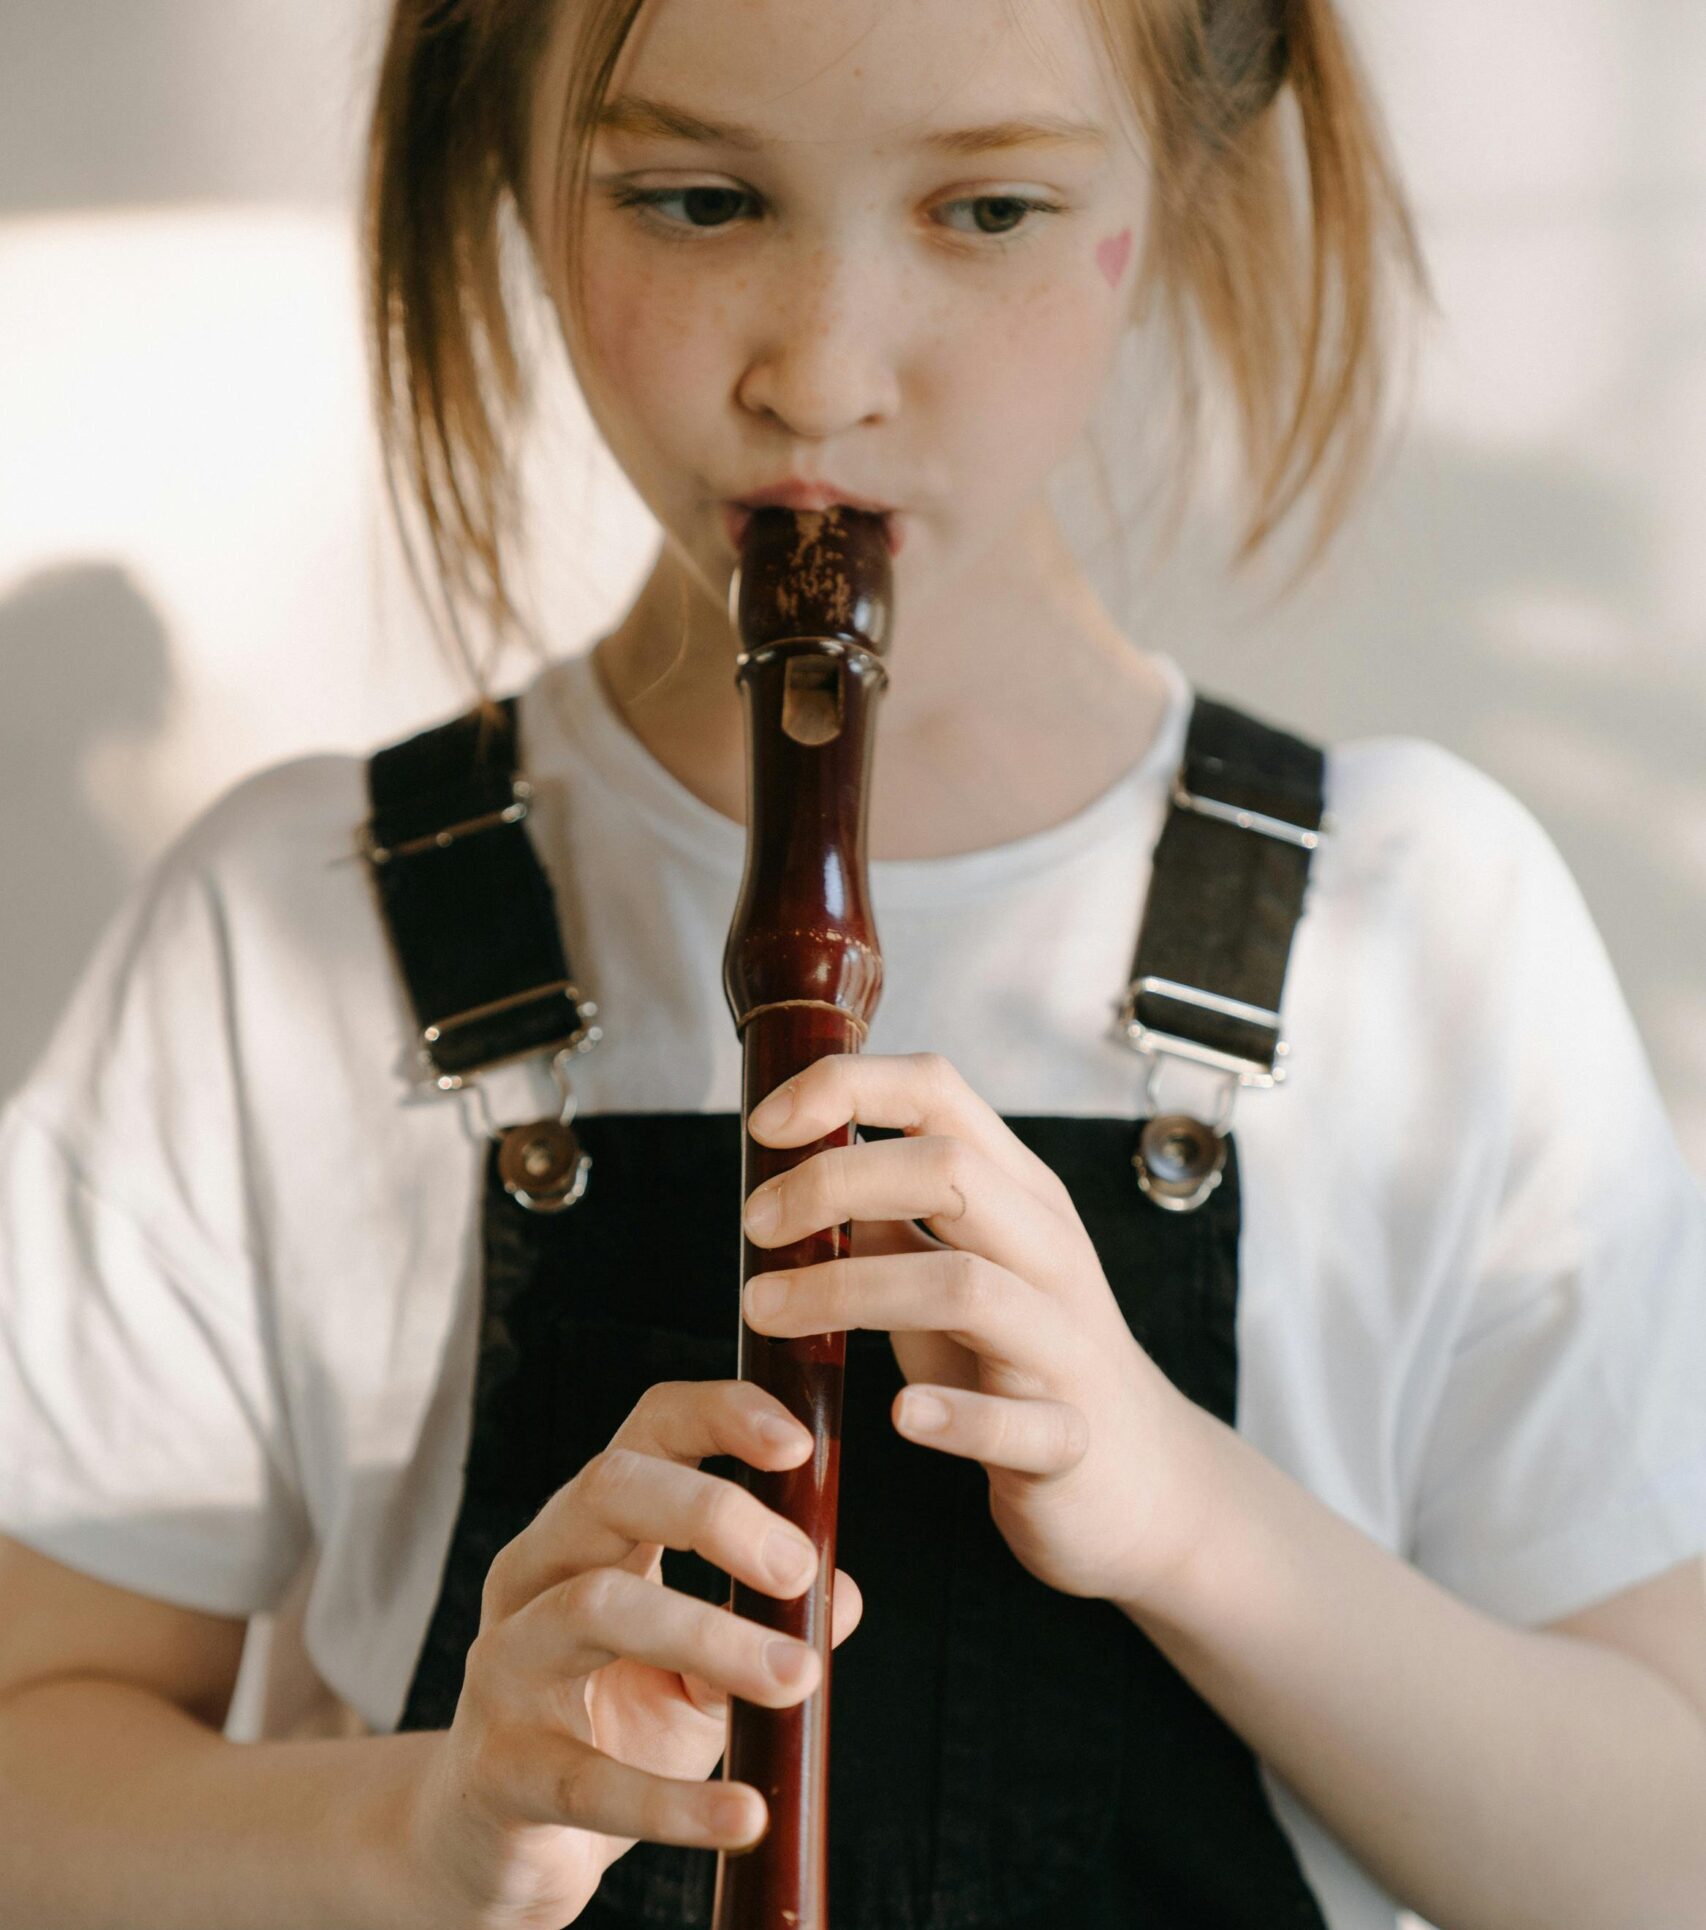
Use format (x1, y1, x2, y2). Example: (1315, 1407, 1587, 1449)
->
(721, 497, 907, 559)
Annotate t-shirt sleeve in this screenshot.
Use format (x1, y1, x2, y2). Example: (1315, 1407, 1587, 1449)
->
(0, 831, 310, 1617)
(1406, 782, 1706, 1627)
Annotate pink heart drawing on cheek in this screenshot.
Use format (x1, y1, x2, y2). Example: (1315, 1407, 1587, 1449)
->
(1095, 228, 1133, 290)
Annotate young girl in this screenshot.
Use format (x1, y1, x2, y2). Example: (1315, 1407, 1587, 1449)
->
(2, 1, 1703, 1927)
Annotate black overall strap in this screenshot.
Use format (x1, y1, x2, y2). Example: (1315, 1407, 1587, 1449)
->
(1122, 694, 1326, 1082)
(361, 693, 596, 1086)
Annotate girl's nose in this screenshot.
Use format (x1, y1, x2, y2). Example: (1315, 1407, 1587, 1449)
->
(735, 257, 902, 438)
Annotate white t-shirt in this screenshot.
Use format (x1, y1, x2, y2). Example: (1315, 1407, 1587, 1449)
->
(3, 646, 1704, 1930)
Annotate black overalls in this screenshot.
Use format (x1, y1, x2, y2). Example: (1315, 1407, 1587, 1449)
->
(361, 687, 1333, 1929)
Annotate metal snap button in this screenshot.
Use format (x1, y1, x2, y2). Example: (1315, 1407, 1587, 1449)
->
(498, 1118, 591, 1213)
(1133, 1112, 1227, 1213)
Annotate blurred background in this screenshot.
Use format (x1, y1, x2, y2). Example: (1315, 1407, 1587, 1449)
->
(1, 0, 1702, 1875)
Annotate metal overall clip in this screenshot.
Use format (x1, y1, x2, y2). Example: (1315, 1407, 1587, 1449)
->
(363, 690, 607, 1215)
(1119, 979, 1287, 1213)
(1116, 741, 1323, 1213)
(420, 976, 603, 1215)
(450, 1037, 600, 1214)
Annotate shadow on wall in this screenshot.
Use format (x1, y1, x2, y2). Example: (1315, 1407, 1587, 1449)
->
(0, 563, 171, 1100)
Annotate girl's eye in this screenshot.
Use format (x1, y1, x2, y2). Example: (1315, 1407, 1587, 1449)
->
(607, 185, 756, 233)
(934, 194, 1061, 240)
(609, 184, 1065, 245)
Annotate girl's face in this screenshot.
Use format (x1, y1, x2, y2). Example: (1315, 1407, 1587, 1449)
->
(528, 0, 1148, 617)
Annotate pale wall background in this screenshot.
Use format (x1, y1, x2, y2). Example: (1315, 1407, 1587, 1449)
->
(0, 1, 1701, 1903)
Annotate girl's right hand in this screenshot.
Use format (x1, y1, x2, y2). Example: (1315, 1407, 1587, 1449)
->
(401, 1378, 863, 1930)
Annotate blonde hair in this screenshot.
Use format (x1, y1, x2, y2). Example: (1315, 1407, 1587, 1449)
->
(364, 0, 1426, 696)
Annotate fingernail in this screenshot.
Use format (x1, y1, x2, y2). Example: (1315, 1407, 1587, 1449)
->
(749, 1082, 796, 1138)
(756, 1412, 804, 1449)
(901, 1391, 950, 1433)
(714, 1791, 762, 1842)
(744, 1276, 785, 1322)
(764, 1529, 816, 1588)
(743, 1186, 781, 1239)
(766, 1637, 816, 1682)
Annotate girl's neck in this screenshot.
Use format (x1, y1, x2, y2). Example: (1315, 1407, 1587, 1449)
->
(591, 499, 1174, 861)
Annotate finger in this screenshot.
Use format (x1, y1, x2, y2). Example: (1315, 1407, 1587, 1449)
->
(894, 1384, 1090, 1477)
(682, 1564, 864, 1715)
(748, 1052, 1075, 1217)
(743, 1130, 1083, 1294)
(482, 1380, 815, 1623)
(529, 1449, 819, 1617)
(490, 1719, 769, 1849)
(498, 1565, 821, 1716)
(828, 1561, 864, 1644)
(606, 1377, 813, 1471)
(744, 1248, 1066, 1384)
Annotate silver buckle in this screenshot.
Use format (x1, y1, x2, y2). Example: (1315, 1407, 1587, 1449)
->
(422, 981, 601, 1092)
(1118, 975, 1287, 1088)
(1123, 770, 1320, 1209)
(1170, 775, 1325, 851)
(1120, 992, 1279, 1215)
(363, 776, 533, 865)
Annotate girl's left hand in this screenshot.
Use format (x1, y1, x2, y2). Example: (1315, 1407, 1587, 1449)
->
(741, 1051, 1221, 1610)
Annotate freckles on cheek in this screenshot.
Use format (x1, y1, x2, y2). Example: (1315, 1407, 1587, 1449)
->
(575, 277, 712, 485)
(934, 279, 1119, 521)
(577, 232, 741, 385)
(951, 279, 1119, 478)
(582, 261, 671, 388)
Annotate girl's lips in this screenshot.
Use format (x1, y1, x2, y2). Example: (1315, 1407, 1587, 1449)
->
(722, 502, 904, 558)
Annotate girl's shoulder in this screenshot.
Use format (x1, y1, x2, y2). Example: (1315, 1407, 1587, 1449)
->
(160, 745, 374, 897)
(109, 742, 398, 1014)
(1312, 730, 1580, 954)
(1268, 729, 1634, 1166)
(1323, 731, 1547, 866)
(17, 746, 386, 1147)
